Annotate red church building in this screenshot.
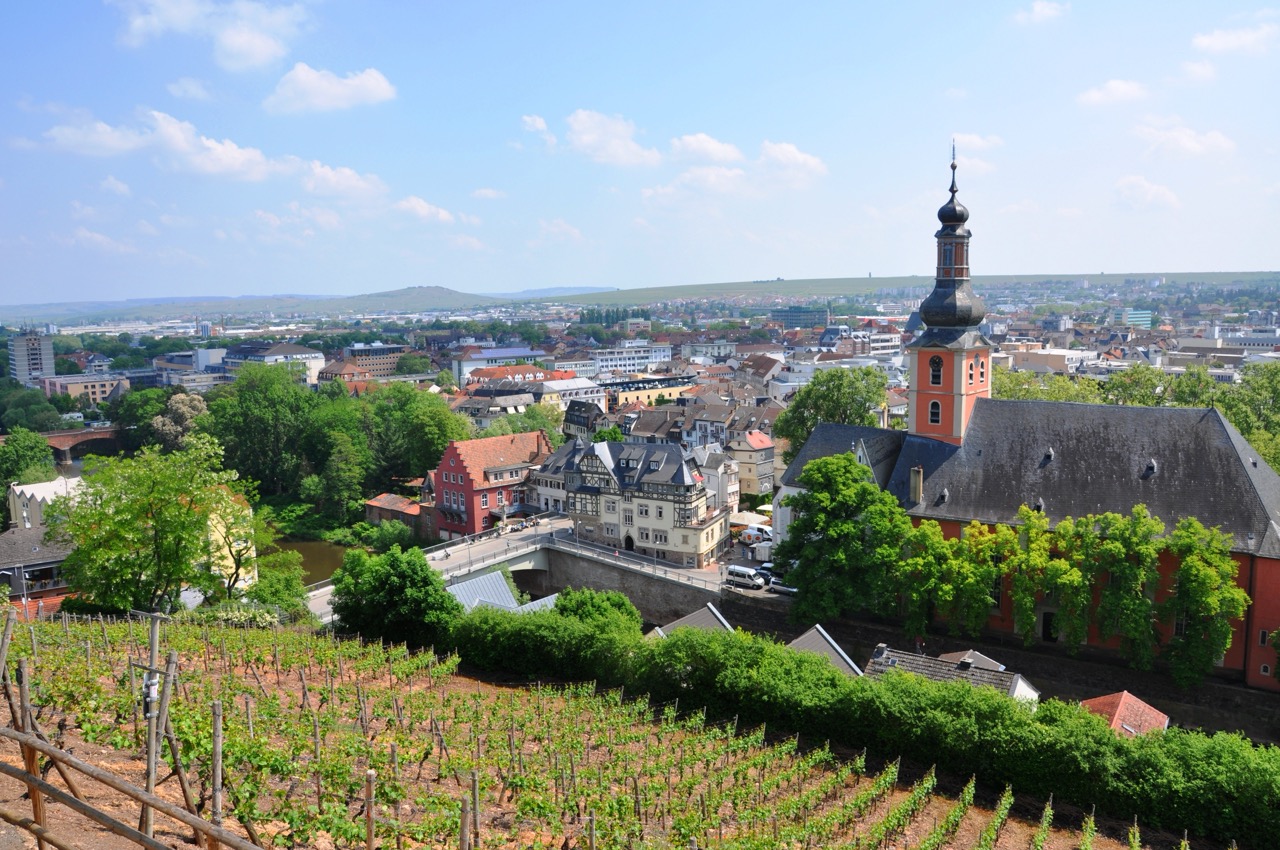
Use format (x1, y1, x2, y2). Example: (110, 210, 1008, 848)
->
(777, 158, 1280, 691)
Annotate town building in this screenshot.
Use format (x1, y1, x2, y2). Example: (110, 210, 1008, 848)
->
(774, 158, 1280, 692)
(864, 644, 1040, 703)
(590, 340, 674, 374)
(452, 346, 548, 383)
(547, 439, 729, 568)
(726, 431, 775, 495)
(40, 375, 130, 405)
(343, 342, 407, 378)
(433, 432, 553, 539)
(7, 329, 55, 386)
(1080, 691, 1170, 737)
(769, 305, 831, 329)
(222, 341, 325, 385)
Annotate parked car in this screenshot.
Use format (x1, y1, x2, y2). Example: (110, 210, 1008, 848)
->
(755, 562, 776, 580)
(769, 575, 798, 595)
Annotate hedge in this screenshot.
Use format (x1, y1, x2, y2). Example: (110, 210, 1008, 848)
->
(446, 602, 1280, 847)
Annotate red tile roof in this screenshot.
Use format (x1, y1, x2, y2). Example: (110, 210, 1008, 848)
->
(364, 493, 421, 515)
(449, 431, 552, 486)
(1080, 691, 1169, 737)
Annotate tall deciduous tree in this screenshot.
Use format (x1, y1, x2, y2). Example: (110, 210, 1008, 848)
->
(1006, 506, 1066, 645)
(773, 367, 887, 463)
(1101, 362, 1166, 406)
(205, 363, 316, 496)
(1161, 518, 1249, 687)
(46, 434, 236, 613)
(950, 521, 1019, 637)
(773, 453, 911, 621)
(991, 367, 1104, 404)
(1093, 507, 1164, 669)
(331, 545, 463, 646)
(0, 427, 56, 527)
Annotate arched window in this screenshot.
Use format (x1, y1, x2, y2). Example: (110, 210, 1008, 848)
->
(941, 243, 954, 267)
(928, 401, 941, 424)
(967, 361, 975, 385)
(978, 358, 986, 382)
(929, 355, 943, 386)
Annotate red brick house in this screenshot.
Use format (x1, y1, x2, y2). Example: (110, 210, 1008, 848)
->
(363, 493, 435, 541)
(433, 432, 553, 539)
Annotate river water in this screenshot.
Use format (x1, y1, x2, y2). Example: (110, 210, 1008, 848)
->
(278, 540, 348, 585)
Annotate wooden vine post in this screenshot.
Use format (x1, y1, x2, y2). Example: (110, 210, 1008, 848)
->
(16, 659, 48, 850)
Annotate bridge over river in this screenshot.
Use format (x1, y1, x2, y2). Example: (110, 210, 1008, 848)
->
(307, 516, 725, 626)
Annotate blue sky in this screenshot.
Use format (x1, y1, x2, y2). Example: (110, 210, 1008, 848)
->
(1, 2, 1277, 304)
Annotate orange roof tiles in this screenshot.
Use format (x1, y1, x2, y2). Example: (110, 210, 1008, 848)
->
(1080, 691, 1169, 737)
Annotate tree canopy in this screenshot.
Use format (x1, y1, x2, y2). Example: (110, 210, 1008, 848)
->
(331, 545, 463, 646)
(773, 367, 888, 463)
(46, 434, 237, 613)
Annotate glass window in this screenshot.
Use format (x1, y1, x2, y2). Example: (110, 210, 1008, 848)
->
(481, 493, 489, 508)
(929, 355, 943, 386)
(928, 401, 941, 425)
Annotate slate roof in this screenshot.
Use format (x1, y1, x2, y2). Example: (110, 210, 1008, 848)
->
(446, 571, 558, 613)
(788, 624, 862, 676)
(0, 526, 71, 570)
(863, 643, 1039, 700)
(652, 603, 733, 637)
(1080, 690, 1170, 736)
(784, 400, 1280, 556)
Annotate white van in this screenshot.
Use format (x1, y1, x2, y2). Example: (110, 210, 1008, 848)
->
(726, 565, 767, 590)
(739, 524, 774, 545)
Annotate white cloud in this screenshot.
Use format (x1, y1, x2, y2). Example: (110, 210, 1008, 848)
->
(528, 218, 583, 247)
(565, 110, 661, 166)
(457, 213, 481, 226)
(1015, 1, 1069, 24)
(302, 161, 386, 197)
(149, 111, 286, 179)
(263, 63, 396, 114)
(449, 234, 486, 251)
(521, 114, 556, 147)
(287, 201, 342, 230)
(953, 133, 1004, 150)
(45, 119, 152, 156)
(1182, 60, 1216, 81)
(72, 226, 135, 253)
(472, 187, 505, 199)
(100, 175, 131, 195)
(670, 133, 744, 163)
(395, 196, 455, 223)
(1134, 118, 1234, 156)
(71, 200, 98, 220)
(1076, 79, 1147, 105)
(955, 155, 995, 174)
(643, 166, 748, 199)
(167, 77, 210, 100)
(137, 219, 160, 235)
(1116, 175, 1180, 209)
(111, 0, 307, 71)
(1193, 22, 1278, 54)
(758, 140, 827, 186)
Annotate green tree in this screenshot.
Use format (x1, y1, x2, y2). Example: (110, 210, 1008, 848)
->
(1160, 518, 1249, 687)
(46, 434, 236, 613)
(1219, 361, 1280, 471)
(893, 520, 958, 638)
(1093, 507, 1165, 669)
(363, 381, 471, 493)
(394, 353, 434, 374)
(991, 367, 1103, 403)
(0, 388, 64, 433)
(1102, 362, 1165, 406)
(205, 363, 316, 496)
(110, 387, 173, 451)
(149, 391, 207, 452)
(1006, 506, 1067, 645)
(592, 425, 625, 443)
(435, 369, 457, 391)
(554, 586, 643, 631)
(773, 453, 911, 621)
(330, 545, 463, 646)
(54, 358, 83, 375)
(773, 367, 887, 463)
(319, 431, 367, 523)
(949, 521, 1018, 636)
(0, 427, 56, 527)
(243, 547, 310, 623)
(1167, 365, 1218, 408)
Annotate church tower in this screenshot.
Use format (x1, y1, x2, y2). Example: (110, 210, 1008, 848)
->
(906, 155, 992, 444)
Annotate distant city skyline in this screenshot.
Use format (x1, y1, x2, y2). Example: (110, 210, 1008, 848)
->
(1, 2, 1276, 305)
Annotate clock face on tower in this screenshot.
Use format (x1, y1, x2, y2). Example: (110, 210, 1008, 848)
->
(929, 356, 944, 386)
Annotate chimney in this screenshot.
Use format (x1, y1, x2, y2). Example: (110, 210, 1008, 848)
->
(910, 466, 923, 504)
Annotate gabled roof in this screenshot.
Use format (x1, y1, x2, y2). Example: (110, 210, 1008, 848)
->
(936, 649, 1005, 671)
(0, 526, 71, 570)
(447, 431, 552, 478)
(788, 624, 862, 676)
(652, 603, 732, 637)
(446, 571, 558, 613)
(1080, 690, 1170, 737)
(863, 643, 1039, 701)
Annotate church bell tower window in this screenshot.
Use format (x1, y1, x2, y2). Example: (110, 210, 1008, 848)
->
(929, 356, 943, 386)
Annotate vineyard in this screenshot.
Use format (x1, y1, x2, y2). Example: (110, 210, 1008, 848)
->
(0, 613, 1171, 849)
